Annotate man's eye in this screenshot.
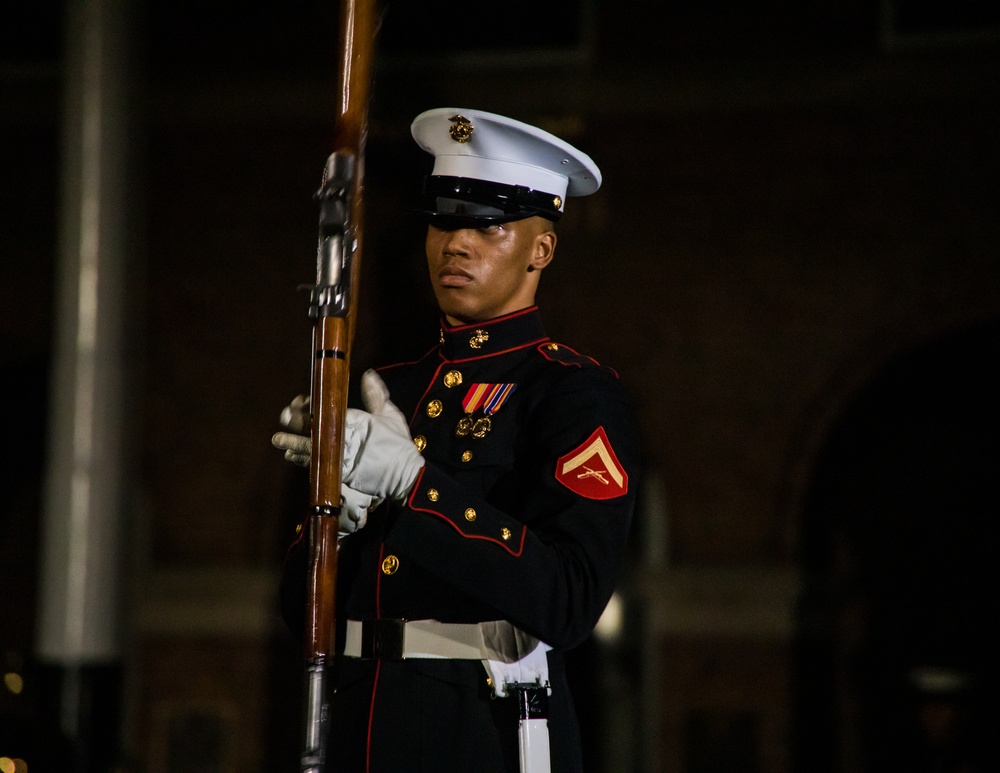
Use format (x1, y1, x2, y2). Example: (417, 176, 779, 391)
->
(478, 224, 503, 235)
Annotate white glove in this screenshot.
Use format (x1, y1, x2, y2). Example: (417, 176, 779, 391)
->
(271, 370, 423, 502)
(272, 394, 311, 466)
(339, 483, 380, 535)
(280, 394, 311, 434)
(271, 396, 379, 533)
(342, 369, 425, 503)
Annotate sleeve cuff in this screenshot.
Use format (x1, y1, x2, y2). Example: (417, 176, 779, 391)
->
(404, 465, 527, 557)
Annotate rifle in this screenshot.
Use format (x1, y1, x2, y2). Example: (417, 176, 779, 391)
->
(300, 0, 378, 769)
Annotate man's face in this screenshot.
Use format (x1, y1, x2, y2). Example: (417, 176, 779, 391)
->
(425, 217, 556, 325)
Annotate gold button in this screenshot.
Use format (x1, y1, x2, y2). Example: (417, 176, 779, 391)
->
(427, 488, 440, 502)
(426, 399, 443, 418)
(381, 555, 400, 575)
(461, 450, 473, 462)
(295, 523, 303, 535)
(464, 508, 477, 522)
(413, 435, 427, 452)
(443, 370, 463, 388)
(500, 527, 512, 541)
(547, 343, 559, 351)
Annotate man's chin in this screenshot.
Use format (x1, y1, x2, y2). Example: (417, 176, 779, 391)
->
(442, 311, 478, 327)
(434, 294, 477, 325)
(441, 304, 496, 326)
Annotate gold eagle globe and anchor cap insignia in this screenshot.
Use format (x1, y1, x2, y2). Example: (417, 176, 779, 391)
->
(448, 114, 474, 143)
(411, 107, 602, 225)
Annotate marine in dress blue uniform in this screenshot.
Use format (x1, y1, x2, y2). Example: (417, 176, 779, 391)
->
(275, 108, 638, 772)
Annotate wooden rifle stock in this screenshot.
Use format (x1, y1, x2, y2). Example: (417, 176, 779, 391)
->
(301, 0, 378, 770)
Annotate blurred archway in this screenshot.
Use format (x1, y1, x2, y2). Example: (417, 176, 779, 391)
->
(795, 317, 1000, 772)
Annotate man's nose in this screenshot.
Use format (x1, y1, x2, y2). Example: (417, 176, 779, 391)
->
(441, 229, 474, 256)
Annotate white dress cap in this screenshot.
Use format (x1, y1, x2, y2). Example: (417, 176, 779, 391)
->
(411, 108, 601, 215)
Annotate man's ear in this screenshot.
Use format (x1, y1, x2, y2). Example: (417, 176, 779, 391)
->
(530, 229, 557, 271)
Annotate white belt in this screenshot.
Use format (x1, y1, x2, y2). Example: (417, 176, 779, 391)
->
(344, 618, 492, 660)
(344, 618, 552, 695)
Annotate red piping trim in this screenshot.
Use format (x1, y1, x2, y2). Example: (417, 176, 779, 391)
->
(442, 336, 550, 364)
(366, 542, 388, 771)
(375, 345, 438, 374)
(366, 659, 381, 772)
(537, 341, 601, 367)
(441, 306, 538, 332)
(286, 523, 306, 551)
(406, 466, 429, 507)
(408, 469, 527, 555)
(410, 363, 447, 424)
(409, 501, 527, 557)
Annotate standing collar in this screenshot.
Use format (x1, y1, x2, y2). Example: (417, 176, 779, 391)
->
(439, 307, 549, 361)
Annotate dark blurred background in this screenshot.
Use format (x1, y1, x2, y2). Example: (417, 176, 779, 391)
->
(2, 1, 998, 771)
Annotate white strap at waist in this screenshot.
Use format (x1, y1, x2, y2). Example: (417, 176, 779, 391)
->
(343, 618, 542, 663)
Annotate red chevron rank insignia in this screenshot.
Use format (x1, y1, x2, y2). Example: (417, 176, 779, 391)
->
(555, 427, 628, 500)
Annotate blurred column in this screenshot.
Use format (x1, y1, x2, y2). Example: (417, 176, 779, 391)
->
(639, 473, 669, 773)
(36, 0, 134, 769)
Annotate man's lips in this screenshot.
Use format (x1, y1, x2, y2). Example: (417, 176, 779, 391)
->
(437, 266, 473, 287)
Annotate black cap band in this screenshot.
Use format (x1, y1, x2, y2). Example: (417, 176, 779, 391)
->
(420, 175, 563, 224)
